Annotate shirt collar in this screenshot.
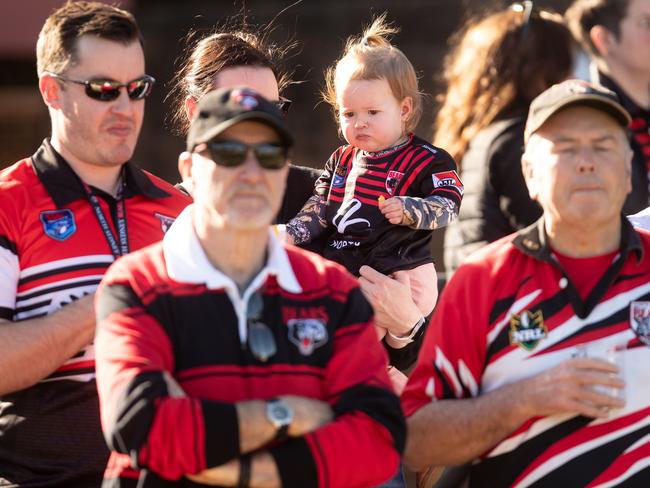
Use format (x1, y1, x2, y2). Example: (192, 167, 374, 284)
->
(162, 205, 302, 294)
(31, 138, 170, 208)
(512, 215, 644, 264)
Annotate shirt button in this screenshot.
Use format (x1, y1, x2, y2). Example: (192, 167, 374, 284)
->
(559, 277, 568, 289)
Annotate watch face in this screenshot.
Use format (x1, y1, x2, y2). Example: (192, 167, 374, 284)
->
(270, 403, 290, 422)
(267, 399, 293, 427)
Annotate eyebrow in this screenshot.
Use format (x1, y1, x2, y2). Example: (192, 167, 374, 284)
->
(553, 134, 618, 144)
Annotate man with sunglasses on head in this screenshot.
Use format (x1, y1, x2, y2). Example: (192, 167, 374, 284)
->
(0, 2, 190, 486)
(94, 86, 405, 488)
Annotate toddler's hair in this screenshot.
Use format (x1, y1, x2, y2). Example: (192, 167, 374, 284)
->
(324, 13, 422, 133)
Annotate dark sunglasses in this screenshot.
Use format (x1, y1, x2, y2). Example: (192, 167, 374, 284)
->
(202, 140, 289, 170)
(47, 73, 156, 101)
(275, 97, 292, 116)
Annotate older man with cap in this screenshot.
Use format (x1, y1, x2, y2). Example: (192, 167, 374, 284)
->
(94, 86, 404, 488)
(402, 79, 650, 486)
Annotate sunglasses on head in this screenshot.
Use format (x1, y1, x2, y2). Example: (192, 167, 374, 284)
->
(201, 140, 289, 170)
(47, 72, 156, 102)
(511, 1, 534, 42)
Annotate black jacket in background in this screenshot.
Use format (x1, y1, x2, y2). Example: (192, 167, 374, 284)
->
(444, 116, 542, 274)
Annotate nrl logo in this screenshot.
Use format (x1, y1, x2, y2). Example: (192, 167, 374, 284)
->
(509, 310, 547, 351)
(630, 301, 650, 347)
(288, 318, 328, 356)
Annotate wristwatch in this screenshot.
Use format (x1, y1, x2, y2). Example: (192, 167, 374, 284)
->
(266, 397, 293, 440)
(387, 316, 426, 344)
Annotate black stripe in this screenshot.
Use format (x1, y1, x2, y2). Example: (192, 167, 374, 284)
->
(18, 261, 111, 286)
(0, 235, 17, 254)
(14, 299, 51, 315)
(0, 307, 14, 320)
(528, 423, 650, 488)
(201, 400, 239, 467)
(16, 278, 101, 302)
(485, 288, 570, 365)
(270, 437, 319, 488)
(332, 384, 406, 453)
(96, 284, 142, 322)
(469, 415, 593, 487)
(45, 366, 95, 379)
(616, 465, 650, 487)
(180, 368, 326, 383)
(105, 371, 168, 456)
(434, 363, 458, 399)
(488, 277, 532, 324)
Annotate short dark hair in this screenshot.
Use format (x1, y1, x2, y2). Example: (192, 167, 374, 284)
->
(168, 28, 293, 136)
(565, 0, 630, 58)
(37, 1, 142, 76)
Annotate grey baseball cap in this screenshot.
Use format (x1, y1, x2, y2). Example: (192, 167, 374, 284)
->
(187, 86, 294, 151)
(524, 80, 631, 142)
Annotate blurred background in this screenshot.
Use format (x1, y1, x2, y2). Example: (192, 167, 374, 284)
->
(0, 0, 574, 268)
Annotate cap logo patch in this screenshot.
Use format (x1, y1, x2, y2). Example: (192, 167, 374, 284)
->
(231, 88, 259, 110)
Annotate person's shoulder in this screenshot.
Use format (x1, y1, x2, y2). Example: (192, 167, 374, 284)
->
(410, 135, 456, 165)
(628, 208, 650, 231)
(284, 244, 358, 295)
(140, 169, 192, 201)
(454, 233, 521, 280)
(287, 163, 321, 183)
(0, 156, 37, 188)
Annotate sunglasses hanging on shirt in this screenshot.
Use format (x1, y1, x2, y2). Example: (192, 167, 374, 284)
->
(246, 291, 277, 362)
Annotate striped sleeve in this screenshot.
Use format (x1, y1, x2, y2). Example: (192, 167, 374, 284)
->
(401, 262, 488, 417)
(95, 261, 239, 481)
(271, 278, 405, 488)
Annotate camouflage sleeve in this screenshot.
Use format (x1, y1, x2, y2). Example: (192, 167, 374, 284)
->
(285, 195, 329, 244)
(398, 195, 459, 230)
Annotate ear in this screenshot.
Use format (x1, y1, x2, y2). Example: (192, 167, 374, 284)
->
(185, 96, 197, 122)
(521, 152, 538, 200)
(624, 146, 633, 195)
(589, 25, 613, 58)
(178, 151, 193, 181)
(400, 96, 413, 122)
(39, 74, 62, 109)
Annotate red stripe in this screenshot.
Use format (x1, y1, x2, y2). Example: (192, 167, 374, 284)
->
(400, 157, 431, 194)
(55, 360, 95, 373)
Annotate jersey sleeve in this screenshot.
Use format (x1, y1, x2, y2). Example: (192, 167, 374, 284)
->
(95, 260, 239, 481)
(0, 188, 21, 320)
(269, 276, 405, 488)
(397, 145, 463, 231)
(285, 149, 339, 245)
(401, 262, 488, 417)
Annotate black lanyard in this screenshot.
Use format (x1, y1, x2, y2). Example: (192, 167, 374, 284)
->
(81, 170, 129, 259)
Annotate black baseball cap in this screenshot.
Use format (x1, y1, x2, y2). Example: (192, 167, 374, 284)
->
(524, 80, 631, 142)
(187, 86, 294, 151)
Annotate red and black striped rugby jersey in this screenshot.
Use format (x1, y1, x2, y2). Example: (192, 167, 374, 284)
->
(315, 134, 462, 275)
(0, 139, 190, 487)
(95, 207, 405, 487)
(403, 218, 650, 487)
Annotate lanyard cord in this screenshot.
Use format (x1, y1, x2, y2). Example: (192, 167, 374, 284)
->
(80, 167, 129, 259)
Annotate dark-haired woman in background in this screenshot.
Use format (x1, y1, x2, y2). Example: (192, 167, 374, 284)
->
(437, 3, 575, 276)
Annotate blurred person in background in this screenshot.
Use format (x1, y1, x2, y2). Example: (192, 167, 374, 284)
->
(566, 0, 650, 216)
(437, 2, 575, 276)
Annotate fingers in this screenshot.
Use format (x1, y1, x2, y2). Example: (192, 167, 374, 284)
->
(392, 270, 411, 288)
(359, 265, 385, 283)
(379, 198, 404, 224)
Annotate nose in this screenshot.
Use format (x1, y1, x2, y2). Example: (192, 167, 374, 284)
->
(354, 117, 368, 129)
(239, 148, 264, 180)
(110, 89, 133, 114)
(576, 147, 596, 173)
